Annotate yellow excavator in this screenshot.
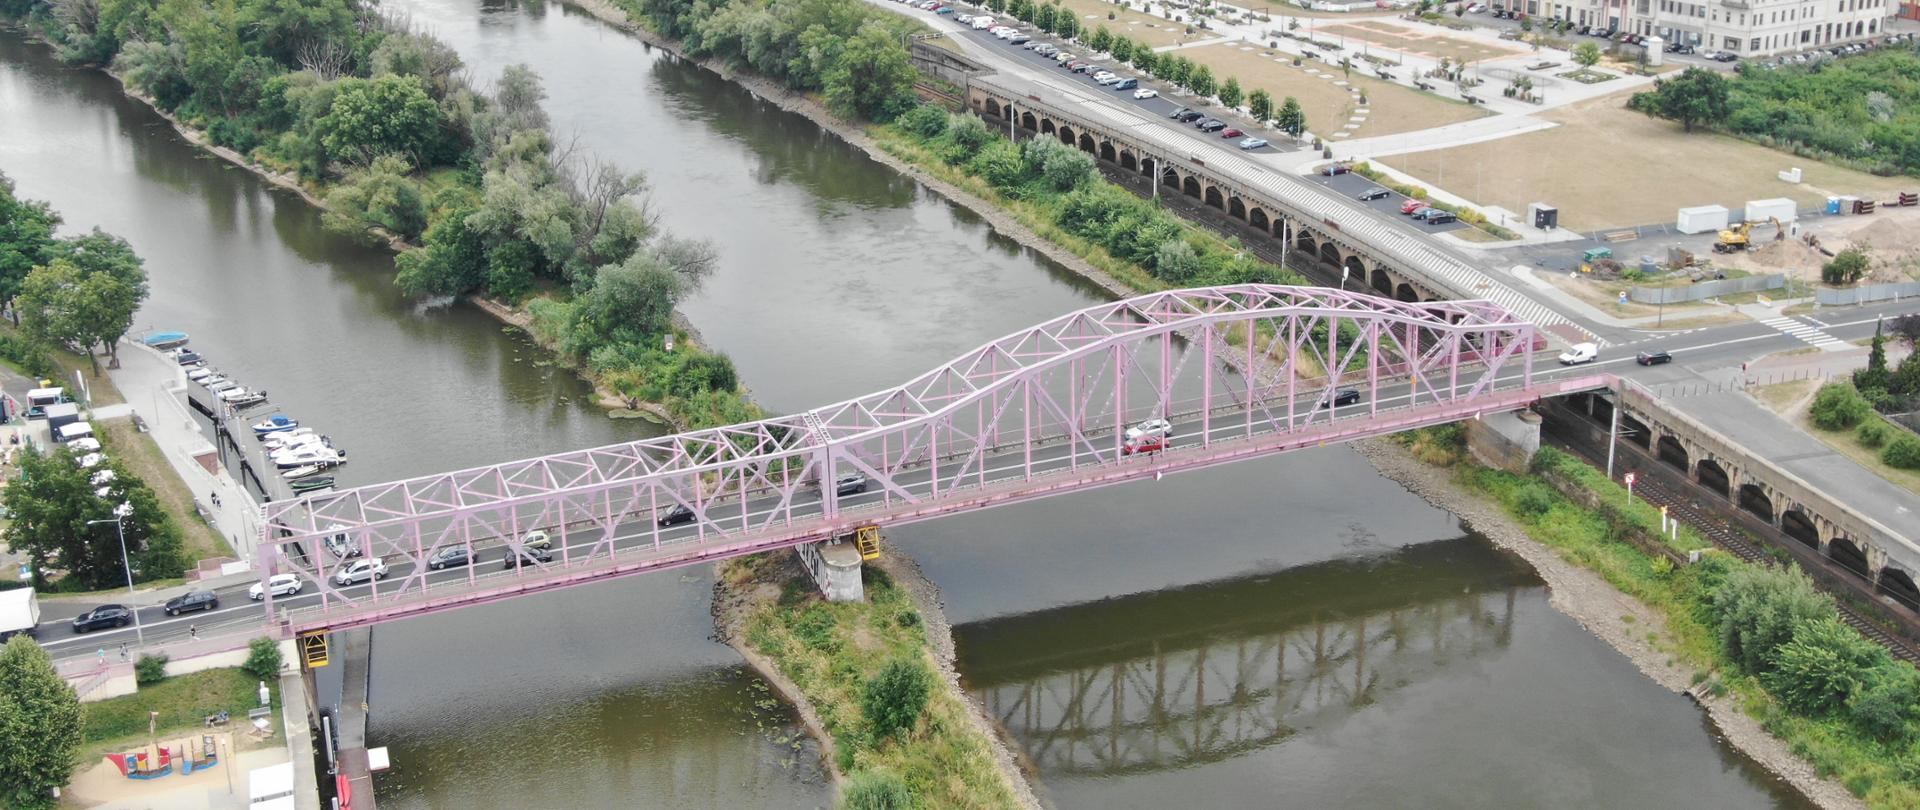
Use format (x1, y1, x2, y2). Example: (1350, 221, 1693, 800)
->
(1713, 221, 1753, 253)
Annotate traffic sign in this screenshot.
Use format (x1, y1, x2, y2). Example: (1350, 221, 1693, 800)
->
(1624, 472, 1637, 485)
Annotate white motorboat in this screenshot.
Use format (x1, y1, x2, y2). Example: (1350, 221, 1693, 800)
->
(226, 391, 269, 409)
(265, 434, 328, 453)
(205, 379, 236, 392)
(273, 447, 344, 469)
(282, 465, 324, 480)
(260, 427, 316, 445)
(186, 367, 215, 382)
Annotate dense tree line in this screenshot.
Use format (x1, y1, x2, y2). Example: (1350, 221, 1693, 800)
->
(1631, 50, 1920, 175)
(0, 174, 149, 374)
(3, 445, 190, 590)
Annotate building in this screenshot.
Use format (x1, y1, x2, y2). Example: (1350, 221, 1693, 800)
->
(1499, 0, 1895, 56)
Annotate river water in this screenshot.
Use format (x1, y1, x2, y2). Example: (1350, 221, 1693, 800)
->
(1, 2, 1817, 806)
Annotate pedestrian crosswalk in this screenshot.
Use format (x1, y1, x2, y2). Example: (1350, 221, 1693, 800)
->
(1759, 315, 1850, 351)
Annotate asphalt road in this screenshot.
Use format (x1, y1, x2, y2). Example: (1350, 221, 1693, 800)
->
(1305, 169, 1470, 234)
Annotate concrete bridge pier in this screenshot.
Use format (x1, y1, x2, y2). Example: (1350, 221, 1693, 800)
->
(797, 539, 865, 602)
(1465, 409, 1542, 473)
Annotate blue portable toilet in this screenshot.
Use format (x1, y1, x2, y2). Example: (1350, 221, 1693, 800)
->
(1826, 197, 1842, 215)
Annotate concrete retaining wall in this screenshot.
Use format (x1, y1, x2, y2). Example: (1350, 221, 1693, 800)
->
(910, 41, 985, 88)
(1817, 281, 1920, 306)
(1629, 274, 1784, 304)
(1465, 410, 1541, 473)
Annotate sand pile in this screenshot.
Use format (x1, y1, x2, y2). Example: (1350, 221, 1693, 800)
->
(1845, 217, 1920, 260)
(1746, 238, 1827, 272)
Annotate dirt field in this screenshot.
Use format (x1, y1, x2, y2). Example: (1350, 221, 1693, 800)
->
(1182, 43, 1488, 138)
(1321, 20, 1518, 62)
(1057, 0, 1200, 47)
(1388, 90, 1917, 232)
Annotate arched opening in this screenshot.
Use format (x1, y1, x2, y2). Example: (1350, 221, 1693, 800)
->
(1021, 112, 1038, 131)
(1078, 133, 1096, 154)
(1590, 396, 1614, 427)
(1295, 232, 1316, 253)
(1780, 509, 1819, 549)
(1371, 268, 1393, 296)
(1829, 536, 1870, 579)
(1318, 242, 1342, 266)
(1879, 567, 1920, 610)
(1394, 283, 1419, 303)
(1620, 414, 1651, 449)
(1107, 144, 1124, 165)
(1342, 255, 1366, 284)
(1657, 435, 1689, 471)
(1249, 208, 1270, 231)
(1228, 197, 1247, 220)
(1204, 186, 1225, 209)
(984, 99, 1003, 119)
(1183, 176, 1202, 199)
(1162, 167, 1180, 189)
(1057, 126, 1075, 145)
(1040, 118, 1056, 135)
(1737, 484, 1774, 523)
(1695, 458, 1730, 498)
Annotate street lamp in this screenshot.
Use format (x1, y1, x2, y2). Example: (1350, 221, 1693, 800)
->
(88, 502, 142, 646)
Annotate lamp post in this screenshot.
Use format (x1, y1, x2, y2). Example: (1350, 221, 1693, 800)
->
(88, 502, 142, 646)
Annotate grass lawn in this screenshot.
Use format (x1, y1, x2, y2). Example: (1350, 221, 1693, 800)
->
(0, 325, 125, 408)
(1324, 20, 1518, 62)
(97, 419, 230, 562)
(1181, 43, 1488, 139)
(1059, 0, 1200, 47)
(1389, 89, 1915, 232)
(1794, 410, 1920, 497)
(1752, 378, 1819, 415)
(80, 668, 282, 764)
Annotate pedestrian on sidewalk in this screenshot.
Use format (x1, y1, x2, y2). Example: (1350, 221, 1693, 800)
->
(189, 624, 198, 640)
(118, 642, 127, 661)
(211, 492, 221, 508)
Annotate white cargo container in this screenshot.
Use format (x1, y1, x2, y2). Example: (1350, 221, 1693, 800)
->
(1745, 198, 1797, 224)
(1676, 205, 1730, 235)
(0, 588, 39, 641)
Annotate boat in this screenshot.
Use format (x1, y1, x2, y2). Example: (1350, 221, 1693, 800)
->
(172, 349, 202, 366)
(226, 391, 269, 409)
(185, 367, 215, 382)
(141, 331, 189, 350)
(290, 476, 335, 492)
(218, 386, 264, 402)
(273, 447, 344, 469)
(282, 465, 325, 480)
(206, 380, 238, 393)
(252, 415, 298, 435)
(264, 432, 326, 450)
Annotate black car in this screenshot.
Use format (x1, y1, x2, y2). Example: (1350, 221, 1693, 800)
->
(503, 546, 555, 569)
(1168, 107, 1192, 119)
(1666, 42, 1695, 54)
(73, 604, 133, 633)
(1196, 119, 1227, 132)
(1324, 388, 1362, 408)
(1425, 211, 1459, 225)
(1174, 110, 1205, 123)
(658, 504, 696, 527)
(1712, 51, 1739, 62)
(1357, 187, 1391, 201)
(1636, 350, 1673, 366)
(426, 546, 474, 570)
(834, 473, 869, 497)
(163, 590, 218, 616)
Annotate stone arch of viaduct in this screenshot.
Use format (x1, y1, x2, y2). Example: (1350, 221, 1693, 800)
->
(968, 88, 1445, 304)
(1564, 388, 1920, 608)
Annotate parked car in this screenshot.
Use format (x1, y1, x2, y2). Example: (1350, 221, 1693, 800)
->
(1168, 106, 1191, 118)
(1238, 137, 1269, 150)
(1197, 120, 1228, 132)
(957, 13, 973, 23)
(1121, 418, 1173, 455)
(1133, 88, 1158, 99)
(72, 604, 133, 632)
(332, 558, 389, 586)
(1412, 206, 1446, 220)
(1220, 128, 1243, 138)
(1175, 110, 1206, 123)
(971, 16, 994, 28)
(1636, 350, 1674, 366)
(1321, 163, 1350, 176)
(1008, 33, 1031, 44)
(834, 473, 868, 497)
(1357, 187, 1391, 201)
(426, 546, 474, 570)
(164, 590, 218, 616)
(1666, 42, 1695, 54)
(1711, 50, 1738, 62)
(1558, 342, 1599, 365)
(935, 6, 954, 14)
(503, 547, 555, 570)
(658, 504, 696, 527)
(1424, 211, 1459, 224)
(1033, 44, 1057, 55)
(1072, 62, 1096, 73)
(1323, 388, 1362, 408)
(249, 574, 302, 601)
(1400, 199, 1430, 214)
(1053, 51, 1074, 62)
(1113, 78, 1138, 90)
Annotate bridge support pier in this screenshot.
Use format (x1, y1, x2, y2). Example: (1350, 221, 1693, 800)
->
(1465, 409, 1542, 474)
(797, 540, 865, 602)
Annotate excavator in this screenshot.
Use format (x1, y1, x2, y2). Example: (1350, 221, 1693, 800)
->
(1713, 217, 1785, 253)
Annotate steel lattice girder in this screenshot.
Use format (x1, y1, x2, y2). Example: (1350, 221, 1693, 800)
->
(257, 285, 1564, 631)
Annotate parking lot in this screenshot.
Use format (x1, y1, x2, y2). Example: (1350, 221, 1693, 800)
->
(1305, 169, 1470, 234)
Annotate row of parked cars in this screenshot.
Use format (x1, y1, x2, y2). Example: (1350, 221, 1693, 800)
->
(1167, 108, 1268, 150)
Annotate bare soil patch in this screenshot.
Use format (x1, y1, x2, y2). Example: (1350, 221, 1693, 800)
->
(1058, 0, 1201, 47)
(1183, 43, 1488, 138)
(1322, 20, 1516, 61)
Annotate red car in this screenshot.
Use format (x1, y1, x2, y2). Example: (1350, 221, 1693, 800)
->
(1220, 128, 1243, 138)
(1399, 199, 1429, 215)
(1321, 163, 1350, 176)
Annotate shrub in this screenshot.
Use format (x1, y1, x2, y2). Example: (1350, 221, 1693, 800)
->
(860, 657, 933, 741)
(1511, 482, 1556, 518)
(1710, 564, 1836, 674)
(135, 653, 169, 686)
(897, 105, 948, 139)
(1858, 419, 1891, 448)
(242, 637, 283, 681)
(841, 769, 917, 810)
(1849, 665, 1920, 742)
(1764, 617, 1887, 714)
(1809, 382, 1871, 431)
(1884, 435, 1920, 470)
(1822, 248, 1870, 286)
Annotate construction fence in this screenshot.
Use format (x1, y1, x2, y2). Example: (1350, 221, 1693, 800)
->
(1629, 274, 1785, 304)
(1816, 281, 1920, 306)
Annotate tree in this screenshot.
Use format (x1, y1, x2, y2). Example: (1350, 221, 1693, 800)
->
(1165, 55, 1191, 86)
(1636, 66, 1730, 133)
(1822, 247, 1869, 285)
(1057, 13, 1078, 40)
(0, 173, 60, 323)
(395, 204, 488, 298)
(0, 636, 83, 809)
(1764, 617, 1887, 714)
(49, 228, 147, 367)
(323, 155, 429, 242)
(823, 22, 916, 121)
(1711, 564, 1837, 674)
(1187, 64, 1216, 98)
(1110, 36, 1135, 63)
(1041, 147, 1097, 190)
(16, 259, 142, 374)
(1133, 50, 1159, 75)
(1087, 25, 1113, 53)
(1034, 2, 1055, 31)
(1808, 382, 1871, 430)
(243, 636, 284, 681)
(315, 75, 446, 167)
(1275, 96, 1306, 140)
(3, 448, 188, 590)
(860, 657, 933, 740)
(1248, 89, 1273, 122)
(1573, 42, 1602, 69)
(1217, 77, 1243, 109)
(1856, 321, 1891, 393)
(966, 140, 1029, 189)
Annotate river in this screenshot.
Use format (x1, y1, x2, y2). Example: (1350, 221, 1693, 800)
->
(1, 1, 1818, 806)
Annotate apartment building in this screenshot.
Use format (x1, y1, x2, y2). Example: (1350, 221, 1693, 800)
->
(1500, 0, 1895, 55)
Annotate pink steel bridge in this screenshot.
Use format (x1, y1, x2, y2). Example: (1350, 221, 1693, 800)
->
(257, 285, 1608, 634)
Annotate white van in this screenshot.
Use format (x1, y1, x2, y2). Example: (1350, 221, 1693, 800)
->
(1557, 342, 1599, 365)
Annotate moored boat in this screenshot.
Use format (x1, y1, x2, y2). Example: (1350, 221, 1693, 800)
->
(290, 476, 335, 492)
(142, 331, 189, 350)
(252, 415, 298, 435)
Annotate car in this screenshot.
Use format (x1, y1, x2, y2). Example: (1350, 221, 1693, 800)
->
(1323, 388, 1362, 408)
(1238, 137, 1269, 150)
(1412, 206, 1446, 220)
(1636, 350, 1673, 366)
(248, 574, 302, 601)
(1072, 62, 1095, 73)
(1400, 199, 1430, 214)
(323, 524, 361, 559)
(426, 546, 474, 570)
(1121, 418, 1173, 455)
(1053, 51, 1074, 62)
(1092, 70, 1115, 81)
(1168, 106, 1191, 118)
(935, 6, 954, 14)
(1134, 88, 1158, 99)
(1022, 40, 1045, 50)
(1095, 74, 1122, 85)
(72, 604, 133, 632)
(1357, 187, 1391, 201)
(517, 530, 553, 550)
(1033, 44, 1056, 55)
(1558, 342, 1599, 365)
(1666, 42, 1695, 54)
(1197, 120, 1228, 132)
(1711, 50, 1738, 62)
(502, 547, 555, 570)
(1424, 211, 1459, 224)
(657, 504, 696, 527)
(1175, 110, 1206, 123)
(1467, 2, 1484, 10)
(1220, 128, 1243, 138)
(991, 26, 1014, 37)
(1008, 34, 1031, 44)
(163, 590, 218, 616)
(1112, 78, 1138, 90)
(332, 558, 389, 586)
(1066, 60, 1089, 71)
(834, 473, 868, 497)
(1321, 163, 1350, 176)
(956, 13, 972, 22)
(972, 17, 994, 28)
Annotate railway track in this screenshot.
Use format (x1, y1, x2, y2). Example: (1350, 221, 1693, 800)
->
(1544, 428, 1920, 664)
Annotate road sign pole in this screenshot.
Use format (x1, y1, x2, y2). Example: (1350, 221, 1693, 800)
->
(1625, 471, 1636, 505)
